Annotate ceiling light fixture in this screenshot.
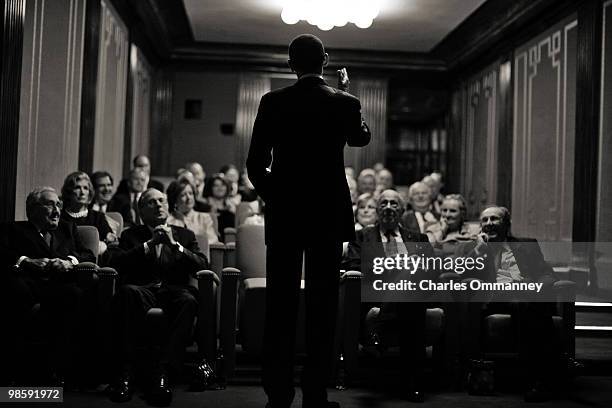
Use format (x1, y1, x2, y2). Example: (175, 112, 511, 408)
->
(280, 0, 381, 31)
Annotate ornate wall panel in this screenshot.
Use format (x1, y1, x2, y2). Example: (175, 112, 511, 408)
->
(512, 16, 577, 242)
(92, 0, 128, 179)
(15, 0, 86, 219)
(596, 0, 612, 288)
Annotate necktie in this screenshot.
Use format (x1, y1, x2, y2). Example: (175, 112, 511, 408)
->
(132, 194, 142, 225)
(43, 231, 52, 248)
(385, 231, 398, 257)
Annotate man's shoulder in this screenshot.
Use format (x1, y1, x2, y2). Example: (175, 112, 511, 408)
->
(399, 226, 428, 243)
(170, 224, 196, 242)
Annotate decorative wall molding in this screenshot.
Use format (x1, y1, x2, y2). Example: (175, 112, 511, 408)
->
(235, 75, 271, 169)
(92, 0, 128, 180)
(15, 0, 86, 220)
(512, 17, 577, 242)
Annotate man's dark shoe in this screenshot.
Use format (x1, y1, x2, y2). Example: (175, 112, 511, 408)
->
(108, 375, 133, 403)
(189, 358, 215, 391)
(524, 381, 552, 403)
(146, 373, 172, 407)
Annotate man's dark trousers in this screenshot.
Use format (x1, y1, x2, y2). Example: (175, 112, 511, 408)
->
(263, 241, 343, 408)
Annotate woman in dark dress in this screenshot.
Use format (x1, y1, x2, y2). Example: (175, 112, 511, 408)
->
(60, 171, 117, 255)
(202, 174, 236, 242)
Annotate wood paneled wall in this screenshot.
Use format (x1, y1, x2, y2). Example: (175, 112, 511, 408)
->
(91, 0, 128, 180)
(511, 16, 577, 243)
(15, 0, 87, 220)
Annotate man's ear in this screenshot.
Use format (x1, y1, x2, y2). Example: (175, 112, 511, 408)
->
(322, 53, 329, 67)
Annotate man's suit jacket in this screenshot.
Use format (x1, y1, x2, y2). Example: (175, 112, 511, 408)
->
(0, 220, 95, 275)
(401, 209, 440, 235)
(108, 193, 137, 228)
(342, 224, 436, 316)
(112, 224, 208, 287)
(455, 236, 556, 283)
(246, 76, 370, 244)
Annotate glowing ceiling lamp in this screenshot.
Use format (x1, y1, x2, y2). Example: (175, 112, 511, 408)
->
(280, 0, 381, 31)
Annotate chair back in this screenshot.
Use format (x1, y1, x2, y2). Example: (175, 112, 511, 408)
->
(235, 202, 254, 227)
(76, 225, 100, 263)
(195, 233, 210, 261)
(106, 211, 124, 237)
(236, 224, 266, 279)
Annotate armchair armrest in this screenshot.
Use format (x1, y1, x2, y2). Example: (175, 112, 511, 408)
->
(196, 270, 220, 361)
(336, 271, 362, 385)
(74, 262, 99, 289)
(554, 280, 576, 357)
(210, 242, 226, 275)
(224, 242, 236, 269)
(219, 267, 241, 379)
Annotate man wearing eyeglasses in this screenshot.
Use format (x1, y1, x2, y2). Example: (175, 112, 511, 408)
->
(0, 186, 95, 386)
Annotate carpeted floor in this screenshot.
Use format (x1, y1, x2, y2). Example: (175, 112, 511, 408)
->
(49, 376, 612, 408)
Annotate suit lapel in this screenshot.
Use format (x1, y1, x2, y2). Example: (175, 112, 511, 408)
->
(24, 222, 52, 256)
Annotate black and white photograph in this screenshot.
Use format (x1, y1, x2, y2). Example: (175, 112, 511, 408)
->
(0, 0, 611, 407)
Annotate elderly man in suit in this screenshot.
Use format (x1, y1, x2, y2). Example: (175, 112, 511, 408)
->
(247, 34, 370, 408)
(402, 181, 440, 235)
(107, 188, 209, 405)
(343, 189, 436, 402)
(0, 186, 95, 385)
(455, 206, 559, 402)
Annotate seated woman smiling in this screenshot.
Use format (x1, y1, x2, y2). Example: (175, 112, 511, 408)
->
(166, 179, 219, 245)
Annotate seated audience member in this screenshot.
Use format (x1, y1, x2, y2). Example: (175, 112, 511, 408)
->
(166, 180, 219, 245)
(375, 168, 394, 193)
(402, 181, 440, 234)
(354, 193, 377, 230)
(107, 188, 210, 404)
(61, 171, 116, 255)
(455, 206, 558, 402)
(220, 164, 241, 207)
(116, 155, 164, 195)
(373, 162, 385, 173)
(90, 170, 121, 234)
(203, 174, 236, 241)
(185, 162, 211, 212)
(0, 187, 95, 385)
(423, 172, 445, 214)
(357, 168, 377, 195)
(109, 167, 148, 228)
(426, 194, 478, 252)
(343, 189, 435, 402)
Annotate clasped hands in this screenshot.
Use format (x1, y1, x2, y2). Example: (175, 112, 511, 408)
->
(21, 257, 74, 278)
(147, 225, 178, 248)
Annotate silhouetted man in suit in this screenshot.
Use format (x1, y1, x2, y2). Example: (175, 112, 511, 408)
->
(247, 34, 370, 408)
(107, 188, 209, 405)
(0, 187, 95, 385)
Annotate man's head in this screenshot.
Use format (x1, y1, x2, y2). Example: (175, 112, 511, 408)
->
(26, 187, 62, 231)
(133, 155, 151, 175)
(408, 181, 432, 212)
(91, 171, 114, 205)
(288, 34, 328, 76)
(376, 189, 405, 232)
(441, 194, 467, 232)
(128, 167, 148, 193)
(138, 188, 169, 227)
(480, 206, 511, 242)
(185, 162, 205, 188)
